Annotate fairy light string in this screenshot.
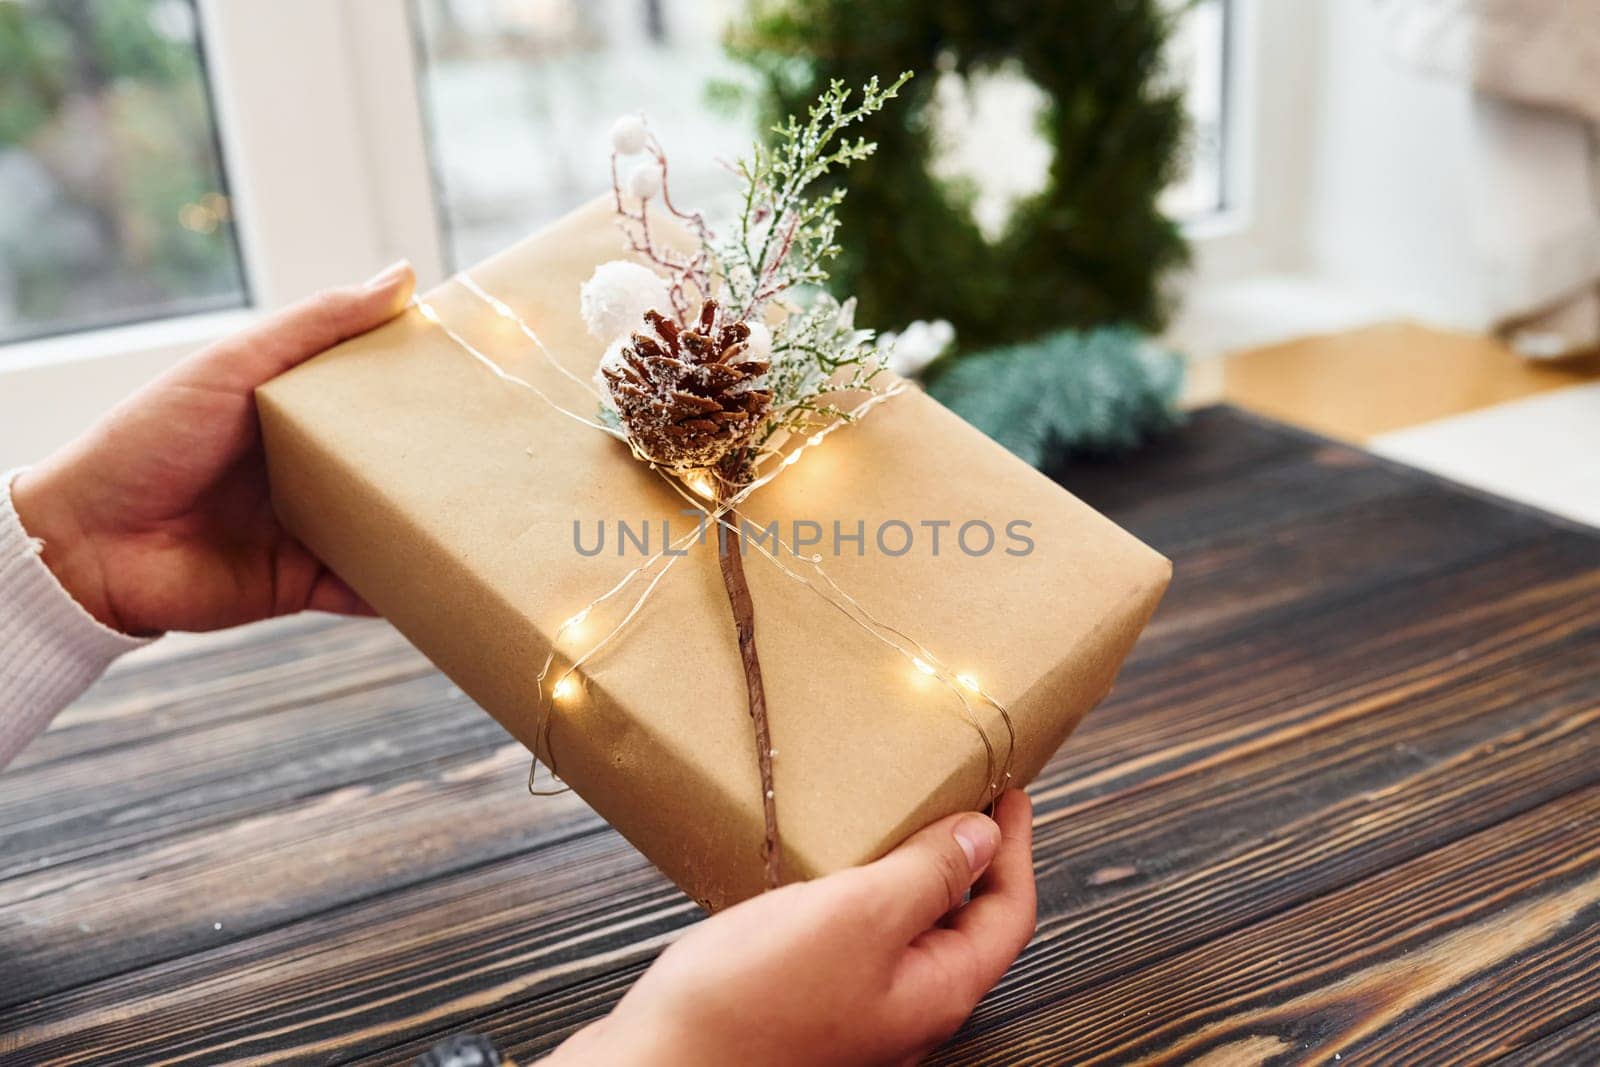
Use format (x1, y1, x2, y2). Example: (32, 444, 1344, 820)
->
(419, 278, 1018, 813)
(412, 296, 622, 440)
(455, 274, 604, 401)
(530, 519, 705, 792)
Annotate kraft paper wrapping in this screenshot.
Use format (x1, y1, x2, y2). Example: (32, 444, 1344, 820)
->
(256, 198, 1171, 910)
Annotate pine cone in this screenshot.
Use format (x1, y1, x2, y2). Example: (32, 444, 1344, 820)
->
(601, 299, 772, 471)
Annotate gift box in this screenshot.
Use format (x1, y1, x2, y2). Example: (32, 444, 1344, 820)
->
(256, 198, 1170, 910)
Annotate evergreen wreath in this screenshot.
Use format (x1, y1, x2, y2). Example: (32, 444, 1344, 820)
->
(727, 0, 1194, 357)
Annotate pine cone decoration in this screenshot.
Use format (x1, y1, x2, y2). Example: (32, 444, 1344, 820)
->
(601, 299, 772, 471)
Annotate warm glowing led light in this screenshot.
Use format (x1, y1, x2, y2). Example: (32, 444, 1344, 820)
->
(913, 657, 937, 677)
(416, 302, 442, 324)
(956, 673, 981, 692)
(552, 676, 578, 701)
(562, 610, 589, 636)
(686, 471, 716, 499)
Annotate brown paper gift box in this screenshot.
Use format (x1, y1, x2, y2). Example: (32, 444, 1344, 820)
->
(256, 198, 1171, 910)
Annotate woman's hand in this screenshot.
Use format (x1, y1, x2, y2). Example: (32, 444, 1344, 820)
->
(11, 262, 415, 636)
(557, 789, 1036, 1066)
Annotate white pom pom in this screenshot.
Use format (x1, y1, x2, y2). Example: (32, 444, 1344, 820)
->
(885, 318, 956, 379)
(744, 320, 773, 363)
(610, 115, 648, 155)
(580, 260, 671, 342)
(627, 163, 663, 201)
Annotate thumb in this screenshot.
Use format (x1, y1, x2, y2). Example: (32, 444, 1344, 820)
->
(858, 811, 1002, 942)
(194, 260, 417, 391)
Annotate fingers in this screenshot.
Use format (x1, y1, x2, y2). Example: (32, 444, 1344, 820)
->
(856, 809, 1002, 943)
(272, 538, 374, 618)
(192, 260, 416, 392)
(944, 790, 1036, 985)
(305, 571, 375, 617)
(889, 791, 1036, 1035)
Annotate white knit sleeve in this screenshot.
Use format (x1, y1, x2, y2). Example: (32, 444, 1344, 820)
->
(0, 469, 156, 769)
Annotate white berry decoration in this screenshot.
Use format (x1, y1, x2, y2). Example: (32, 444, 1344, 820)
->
(609, 115, 648, 156)
(626, 163, 663, 201)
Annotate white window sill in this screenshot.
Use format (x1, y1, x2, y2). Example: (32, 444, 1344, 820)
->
(0, 308, 256, 376)
(1181, 206, 1251, 242)
(0, 309, 263, 470)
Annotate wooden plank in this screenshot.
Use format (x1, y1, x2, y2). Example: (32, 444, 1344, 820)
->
(1503, 1010, 1600, 1066)
(5, 615, 427, 772)
(2, 523, 1587, 1011)
(0, 742, 604, 1009)
(1051, 406, 1322, 512)
(2, 408, 1596, 1063)
(0, 671, 506, 882)
(932, 785, 1600, 1065)
(1064, 538, 1597, 799)
(4, 536, 1593, 1061)
(1128, 486, 1552, 659)
(0, 828, 685, 1063)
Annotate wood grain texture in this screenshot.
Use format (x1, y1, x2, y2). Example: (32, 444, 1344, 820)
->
(1, 406, 1596, 1064)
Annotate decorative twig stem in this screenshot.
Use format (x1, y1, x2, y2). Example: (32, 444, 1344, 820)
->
(591, 76, 911, 893)
(715, 477, 782, 889)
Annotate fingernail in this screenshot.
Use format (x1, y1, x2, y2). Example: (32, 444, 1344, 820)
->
(953, 814, 1001, 876)
(365, 259, 411, 291)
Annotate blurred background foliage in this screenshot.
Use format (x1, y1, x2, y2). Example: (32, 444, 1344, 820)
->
(727, 0, 1193, 352)
(927, 328, 1186, 467)
(725, 0, 1195, 464)
(0, 0, 243, 343)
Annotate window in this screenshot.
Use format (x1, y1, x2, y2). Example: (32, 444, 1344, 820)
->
(412, 0, 1234, 273)
(412, 0, 752, 270)
(0, 0, 246, 345)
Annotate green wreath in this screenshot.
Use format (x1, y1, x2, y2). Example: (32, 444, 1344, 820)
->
(727, 0, 1193, 359)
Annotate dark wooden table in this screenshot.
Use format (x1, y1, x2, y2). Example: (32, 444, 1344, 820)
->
(3, 406, 1597, 1065)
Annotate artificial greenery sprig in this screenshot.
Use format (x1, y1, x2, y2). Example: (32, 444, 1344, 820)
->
(721, 73, 911, 443)
(599, 73, 913, 455)
(718, 72, 912, 317)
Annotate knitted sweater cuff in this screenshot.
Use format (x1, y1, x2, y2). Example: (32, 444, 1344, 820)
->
(0, 469, 155, 768)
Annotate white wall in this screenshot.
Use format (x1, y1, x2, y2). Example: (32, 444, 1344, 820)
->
(1175, 0, 1600, 366)
(1304, 0, 1483, 326)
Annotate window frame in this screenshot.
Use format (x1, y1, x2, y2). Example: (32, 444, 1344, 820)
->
(0, 0, 448, 468)
(1185, 0, 1318, 282)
